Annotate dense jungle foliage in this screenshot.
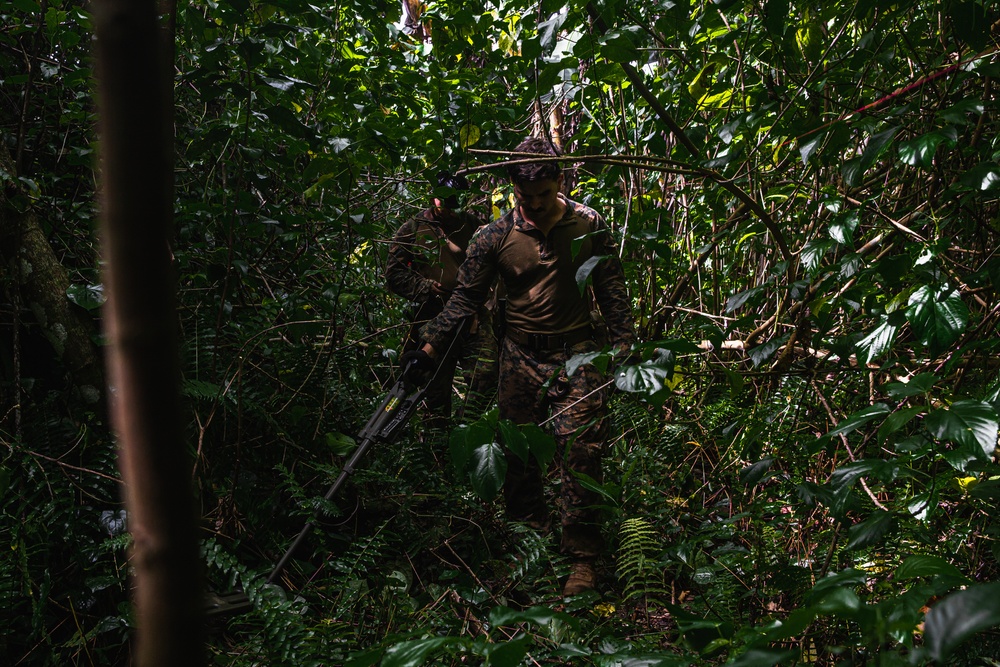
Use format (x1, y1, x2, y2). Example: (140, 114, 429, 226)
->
(3, 0, 1000, 664)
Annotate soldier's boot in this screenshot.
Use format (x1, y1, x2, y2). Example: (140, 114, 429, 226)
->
(562, 560, 596, 596)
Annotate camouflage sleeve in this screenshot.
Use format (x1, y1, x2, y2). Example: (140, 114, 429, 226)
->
(590, 215, 637, 351)
(385, 218, 436, 303)
(420, 217, 505, 351)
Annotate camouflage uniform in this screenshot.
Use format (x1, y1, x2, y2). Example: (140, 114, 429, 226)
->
(421, 195, 635, 559)
(385, 208, 497, 421)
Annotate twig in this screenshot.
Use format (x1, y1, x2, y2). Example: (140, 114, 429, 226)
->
(24, 449, 122, 485)
(811, 381, 889, 512)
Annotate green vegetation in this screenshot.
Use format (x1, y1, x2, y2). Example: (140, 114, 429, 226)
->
(2, 0, 1000, 664)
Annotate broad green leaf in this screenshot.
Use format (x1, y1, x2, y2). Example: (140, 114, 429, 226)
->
(841, 156, 862, 187)
(971, 477, 1000, 500)
(566, 350, 609, 377)
(521, 35, 543, 60)
(459, 123, 481, 148)
(837, 253, 864, 280)
(537, 10, 568, 50)
(498, 420, 529, 463)
(894, 555, 968, 581)
(808, 569, 867, 599)
(763, 0, 788, 36)
(747, 336, 786, 367)
(615, 362, 677, 405)
(725, 648, 798, 667)
(262, 105, 312, 139)
(381, 637, 461, 667)
(941, 447, 979, 472)
(877, 406, 925, 443)
(795, 19, 823, 63)
(688, 62, 717, 100)
(855, 313, 903, 365)
(719, 117, 743, 144)
(798, 130, 824, 166)
(861, 126, 899, 171)
(828, 210, 859, 244)
(450, 421, 495, 475)
(898, 131, 945, 169)
(845, 510, 895, 550)
(259, 74, 311, 91)
(950, 1, 989, 51)
(905, 284, 968, 352)
(590, 652, 690, 666)
(344, 646, 382, 667)
(811, 585, 863, 615)
(572, 469, 619, 504)
(601, 28, 641, 63)
(800, 239, 832, 273)
(883, 372, 936, 399)
(826, 404, 890, 438)
(924, 400, 998, 460)
(762, 607, 815, 641)
(469, 441, 507, 502)
(520, 422, 556, 468)
(324, 431, 356, 455)
(725, 286, 764, 313)
(723, 368, 744, 397)
(653, 339, 707, 355)
(959, 162, 1000, 191)
(827, 459, 897, 492)
(339, 42, 365, 60)
(575, 255, 604, 293)
(740, 456, 775, 486)
(489, 605, 580, 632)
(66, 283, 106, 310)
(875, 254, 913, 286)
(483, 635, 530, 667)
(697, 89, 734, 110)
(924, 582, 1000, 662)
(938, 98, 984, 125)
(825, 460, 897, 516)
(666, 604, 733, 650)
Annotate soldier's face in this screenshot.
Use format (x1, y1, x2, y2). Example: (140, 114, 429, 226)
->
(514, 174, 563, 225)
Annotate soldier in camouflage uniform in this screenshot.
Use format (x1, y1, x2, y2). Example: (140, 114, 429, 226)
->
(385, 172, 497, 427)
(412, 139, 636, 595)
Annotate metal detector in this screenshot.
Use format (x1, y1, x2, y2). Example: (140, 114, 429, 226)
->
(266, 372, 428, 585)
(205, 330, 463, 620)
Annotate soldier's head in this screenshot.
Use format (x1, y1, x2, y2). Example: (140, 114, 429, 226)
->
(506, 136, 563, 185)
(507, 137, 565, 225)
(434, 171, 470, 211)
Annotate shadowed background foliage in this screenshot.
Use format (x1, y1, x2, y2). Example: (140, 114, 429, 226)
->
(2, 0, 1000, 664)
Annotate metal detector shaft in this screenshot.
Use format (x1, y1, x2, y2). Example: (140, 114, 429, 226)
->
(267, 379, 425, 584)
(265, 326, 466, 587)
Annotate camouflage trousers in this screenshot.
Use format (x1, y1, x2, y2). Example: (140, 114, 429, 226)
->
(499, 337, 609, 559)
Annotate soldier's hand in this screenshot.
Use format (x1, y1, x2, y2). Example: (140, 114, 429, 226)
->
(400, 349, 436, 387)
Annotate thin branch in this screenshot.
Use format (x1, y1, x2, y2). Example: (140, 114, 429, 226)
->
(463, 150, 793, 260)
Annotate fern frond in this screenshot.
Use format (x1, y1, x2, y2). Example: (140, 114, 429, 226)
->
(617, 517, 669, 601)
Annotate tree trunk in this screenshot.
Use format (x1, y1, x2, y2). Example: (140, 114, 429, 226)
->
(93, 0, 204, 665)
(0, 141, 104, 407)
